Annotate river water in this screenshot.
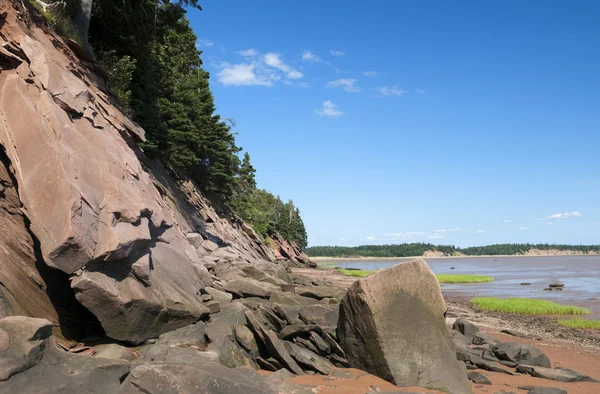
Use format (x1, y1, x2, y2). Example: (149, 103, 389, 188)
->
(331, 255, 600, 319)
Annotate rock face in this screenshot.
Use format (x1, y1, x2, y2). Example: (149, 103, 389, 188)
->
(337, 258, 472, 394)
(0, 2, 310, 345)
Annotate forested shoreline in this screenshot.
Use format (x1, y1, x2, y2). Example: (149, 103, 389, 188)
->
(29, 0, 307, 249)
(306, 243, 600, 257)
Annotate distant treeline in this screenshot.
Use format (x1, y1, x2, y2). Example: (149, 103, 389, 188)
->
(305, 243, 600, 257)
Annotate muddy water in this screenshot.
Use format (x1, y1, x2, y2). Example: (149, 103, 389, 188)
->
(331, 256, 600, 319)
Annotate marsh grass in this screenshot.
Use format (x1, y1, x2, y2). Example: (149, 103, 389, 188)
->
(557, 318, 600, 329)
(472, 297, 590, 315)
(436, 274, 494, 284)
(336, 269, 375, 277)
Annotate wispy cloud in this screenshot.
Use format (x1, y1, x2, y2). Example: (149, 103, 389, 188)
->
(362, 71, 380, 77)
(503, 220, 513, 223)
(237, 48, 258, 57)
(302, 50, 321, 62)
(196, 39, 214, 48)
(384, 232, 426, 238)
(435, 229, 447, 233)
(450, 227, 463, 232)
(315, 100, 342, 118)
(365, 235, 376, 241)
(427, 235, 445, 239)
(519, 226, 530, 231)
(474, 229, 487, 233)
(535, 211, 583, 221)
(327, 78, 360, 93)
(376, 86, 407, 96)
(330, 50, 345, 56)
(415, 88, 428, 93)
(263, 53, 303, 79)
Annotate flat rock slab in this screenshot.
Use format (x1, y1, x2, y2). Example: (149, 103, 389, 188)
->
(516, 365, 600, 382)
(467, 371, 491, 385)
(518, 386, 568, 394)
(120, 362, 277, 394)
(337, 258, 472, 394)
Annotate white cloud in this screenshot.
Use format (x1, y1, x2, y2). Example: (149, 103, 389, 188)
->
(450, 227, 463, 232)
(217, 63, 274, 86)
(544, 222, 553, 225)
(376, 86, 407, 96)
(415, 88, 427, 93)
(237, 48, 258, 57)
(339, 237, 345, 241)
(365, 235, 376, 241)
(427, 235, 444, 239)
(314, 100, 342, 118)
(519, 226, 530, 231)
(330, 50, 344, 56)
(503, 220, 513, 223)
(536, 211, 583, 221)
(262, 53, 303, 79)
(327, 78, 360, 93)
(435, 229, 447, 233)
(302, 50, 321, 62)
(197, 39, 214, 48)
(362, 71, 379, 77)
(474, 230, 487, 233)
(384, 231, 426, 238)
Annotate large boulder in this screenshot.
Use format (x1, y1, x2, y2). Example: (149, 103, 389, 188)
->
(337, 258, 472, 394)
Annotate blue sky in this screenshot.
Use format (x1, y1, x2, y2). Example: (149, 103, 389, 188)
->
(187, 0, 600, 248)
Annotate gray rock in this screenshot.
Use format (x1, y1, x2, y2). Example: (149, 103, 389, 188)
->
(500, 329, 530, 338)
(260, 327, 305, 375)
(120, 362, 277, 394)
(259, 305, 287, 332)
(329, 353, 350, 367)
(493, 342, 551, 368)
(270, 291, 318, 307)
(295, 286, 345, 301)
(467, 371, 491, 385)
(309, 331, 330, 355)
(518, 386, 567, 394)
(322, 331, 345, 357)
(284, 341, 334, 375)
(245, 311, 267, 346)
(225, 278, 274, 299)
(473, 332, 499, 346)
(0, 316, 53, 381)
(205, 286, 233, 305)
(234, 324, 259, 357)
(204, 302, 252, 367)
(0, 337, 129, 394)
(450, 329, 472, 347)
(93, 343, 136, 362)
(278, 325, 323, 340)
(206, 301, 221, 314)
(157, 320, 207, 347)
(470, 355, 515, 375)
(337, 258, 472, 393)
(299, 304, 339, 328)
(273, 303, 304, 325)
(516, 365, 599, 382)
(267, 368, 296, 381)
(256, 357, 278, 371)
(452, 318, 480, 340)
(332, 369, 354, 379)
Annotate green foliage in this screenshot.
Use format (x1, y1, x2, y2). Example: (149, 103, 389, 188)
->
(27, 0, 83, 45)
(97, 50, 137, 113)
(306, 243, 600, 257)
(306, 243, 457, 257)
(557, 318, 600, 330)
(233, 188, 308, 249)
(436, 274, 493, 283)
(471, 297, 590, 315)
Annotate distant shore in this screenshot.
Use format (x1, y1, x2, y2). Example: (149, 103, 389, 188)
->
(309, 251, 598, 262)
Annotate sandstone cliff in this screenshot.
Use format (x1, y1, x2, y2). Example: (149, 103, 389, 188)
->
(0, 1, 307, 344)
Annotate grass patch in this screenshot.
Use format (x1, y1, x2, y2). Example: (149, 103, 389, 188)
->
(337, 269, 375, 277)
(472, 297, 591, 315)
(557, 318, 600, 330)
(436, 274, 493, 283)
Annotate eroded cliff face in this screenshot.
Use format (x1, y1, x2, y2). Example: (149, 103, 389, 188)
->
(0, 1, 307, 344)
